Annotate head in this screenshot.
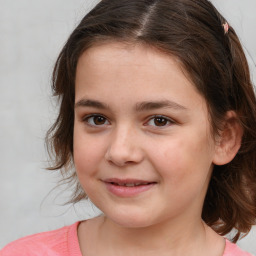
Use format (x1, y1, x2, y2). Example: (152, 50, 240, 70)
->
(47, 0, 256, 241)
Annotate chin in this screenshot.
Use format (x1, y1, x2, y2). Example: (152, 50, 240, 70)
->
(104, 207, 157, 229)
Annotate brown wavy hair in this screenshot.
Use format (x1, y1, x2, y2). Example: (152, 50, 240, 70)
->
(46, 0, 256, 242)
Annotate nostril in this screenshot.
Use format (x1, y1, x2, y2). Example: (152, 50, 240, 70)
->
(104, 138, 144, 166)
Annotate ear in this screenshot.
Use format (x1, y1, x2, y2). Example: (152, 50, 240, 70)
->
(213, 111, 243, 166)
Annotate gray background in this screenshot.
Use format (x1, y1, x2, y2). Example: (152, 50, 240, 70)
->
(0, 0, 255, 253)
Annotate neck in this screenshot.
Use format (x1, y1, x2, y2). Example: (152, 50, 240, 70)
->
(78, 214, 225, 256)
(98, 215, 208, 256)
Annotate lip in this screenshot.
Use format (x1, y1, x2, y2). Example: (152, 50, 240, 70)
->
(103, 178, 157, 197)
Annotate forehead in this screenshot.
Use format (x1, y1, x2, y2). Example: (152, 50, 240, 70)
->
(75, 41, 206, 110)
(76, 41, 190, 90)
(77, 41, 182, 70)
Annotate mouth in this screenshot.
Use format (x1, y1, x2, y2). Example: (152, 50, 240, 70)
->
(109, 181, 155, 187)
(103, 178, 157, 197)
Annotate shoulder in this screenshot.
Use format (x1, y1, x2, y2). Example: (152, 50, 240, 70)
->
(224, 240, 255, 256)
(0, 222, 81, 256)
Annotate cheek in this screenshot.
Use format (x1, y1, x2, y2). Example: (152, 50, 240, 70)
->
(151, 134, 214, 185)
(73, 136, 105, 198)
(73, 127, 103, 177)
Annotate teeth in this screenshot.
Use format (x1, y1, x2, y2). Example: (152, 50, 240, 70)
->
(119, 183, 150, 187)
(124, 183, 135, 187)
(111, 182, 152, 186)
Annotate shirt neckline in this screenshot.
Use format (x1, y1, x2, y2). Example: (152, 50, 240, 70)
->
(69, 221, 250, 256)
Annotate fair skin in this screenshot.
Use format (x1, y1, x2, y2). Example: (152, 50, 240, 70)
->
(73, 42, 242, 256)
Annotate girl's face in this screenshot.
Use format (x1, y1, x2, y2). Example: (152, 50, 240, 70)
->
(74, 42, 218, 228)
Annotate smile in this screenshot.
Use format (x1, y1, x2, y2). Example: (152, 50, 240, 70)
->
(110, 182, 153, 187)
(103, 178, 157, 197)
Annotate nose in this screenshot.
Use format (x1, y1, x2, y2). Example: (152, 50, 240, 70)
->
(105, 125, 144, 167)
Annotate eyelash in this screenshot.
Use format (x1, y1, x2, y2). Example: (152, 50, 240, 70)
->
(145, 115, 175, 127)
(82, 114, 175, 128)
(83, 114, 110, 127)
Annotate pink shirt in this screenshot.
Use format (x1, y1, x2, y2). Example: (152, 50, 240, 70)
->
(0, 222, 254, 256)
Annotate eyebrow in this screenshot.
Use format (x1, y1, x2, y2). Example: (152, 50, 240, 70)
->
(135, 100, 187, 111)
(75, 99, 109, 109)
(75, 99, 187, 111)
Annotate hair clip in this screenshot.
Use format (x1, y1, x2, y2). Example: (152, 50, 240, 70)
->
(223, 22, 229, 34)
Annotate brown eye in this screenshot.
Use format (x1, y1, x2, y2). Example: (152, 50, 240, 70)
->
(154, 117, 168, 126)
(94, 116, 106, 125)
(85, 115, 109, 126)
(147, 115, 173, 127)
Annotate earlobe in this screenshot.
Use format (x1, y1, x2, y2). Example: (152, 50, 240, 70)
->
(213, 111, 243, 166)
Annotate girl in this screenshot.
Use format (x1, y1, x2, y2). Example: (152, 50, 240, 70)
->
(1, 0, 256, 255)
